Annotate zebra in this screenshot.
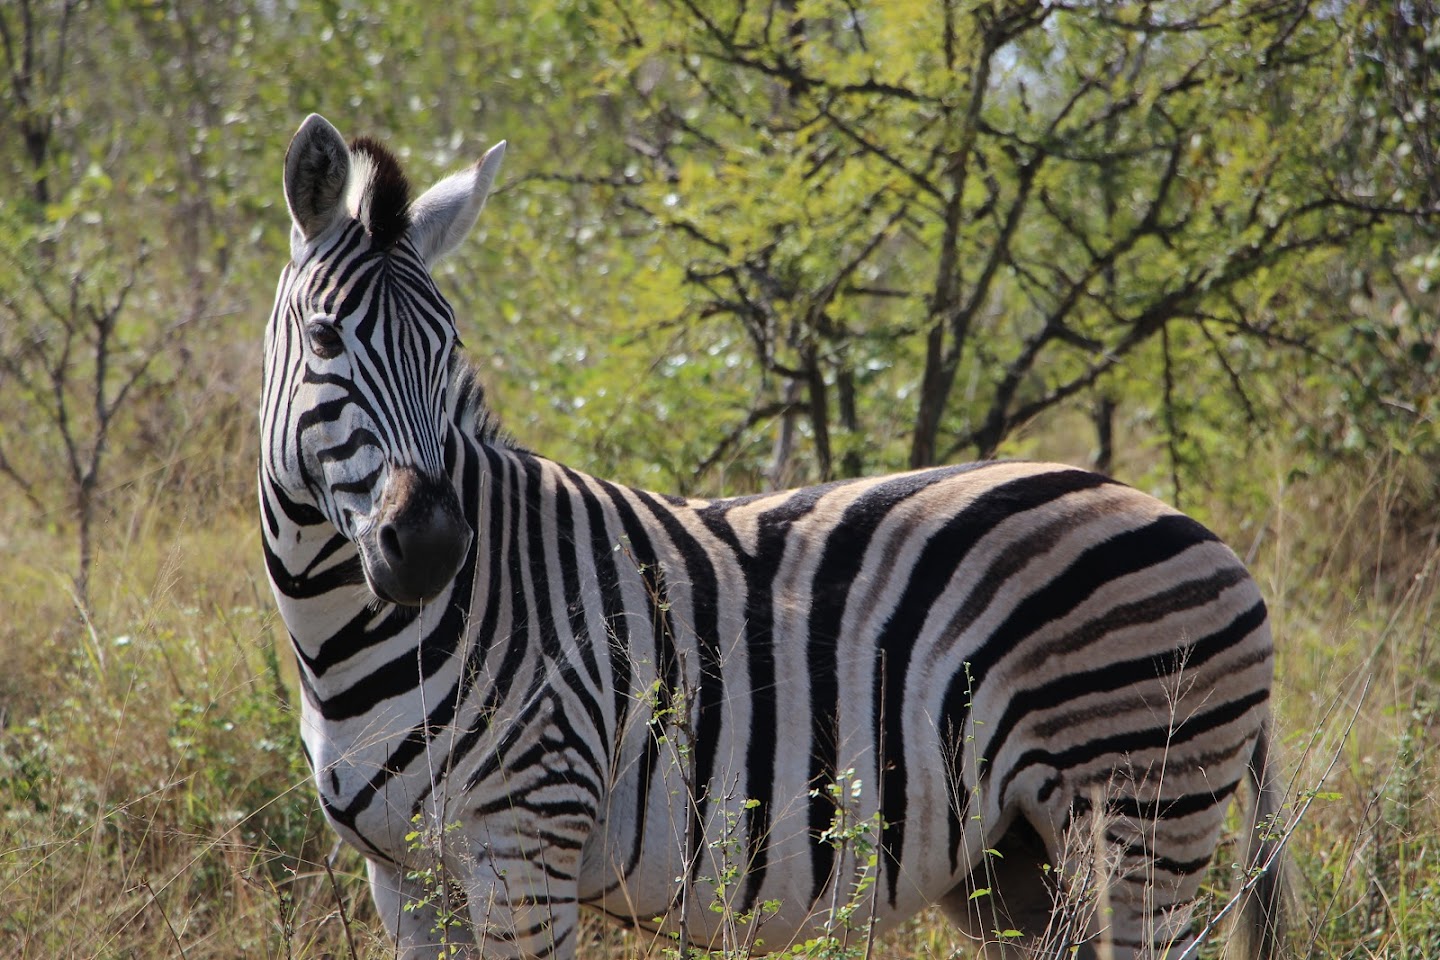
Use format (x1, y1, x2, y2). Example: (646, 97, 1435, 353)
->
(261, 113, 1288, 960)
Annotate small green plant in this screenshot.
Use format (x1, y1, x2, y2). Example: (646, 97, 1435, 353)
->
(686, 796, 781, 959)
(805, 767, 884, 960)
(403, 813, 470, 955)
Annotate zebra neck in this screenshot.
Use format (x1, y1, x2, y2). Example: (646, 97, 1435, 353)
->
(259, 475, 413, 678)
(260, 432, 499, 696)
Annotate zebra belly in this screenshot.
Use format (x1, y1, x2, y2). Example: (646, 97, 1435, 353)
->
(575, 718, 964, 949)
(577, 772, 952, 951)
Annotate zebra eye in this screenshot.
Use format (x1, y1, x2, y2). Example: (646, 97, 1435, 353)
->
(307, 320, 343, 359)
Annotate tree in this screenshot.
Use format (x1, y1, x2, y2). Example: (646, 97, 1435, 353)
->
(0, 0, 271, 607)
(590, 0, 1420, 493)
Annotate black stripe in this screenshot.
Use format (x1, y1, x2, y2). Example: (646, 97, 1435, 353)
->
(738, 486, 829, 911)
(873, 467, 1117, 905)
(264, 476, 328, 528)
(801, 466, 978, 902)
(521, 460, 606, 755)
(296, 392, 382, 448)
(316, 426, 384, 464)
(564, 467, 632, 764)
(330, 465, 382, 496)
(1018, 688, 1271, 806)
(522, 458, 565, 659)
(305, 606, 462, 720)
(981, 589, 1264, 809)
(292, 602, 416, 677)
(552, 476, 603, 688)
(1119, 843, 1215, 878)
(261, 478, 282, 537)
(594, 477, 677, 887)
(1104, 776, 1243, 825)
(635, 489, 727, 888)
(262, 533, 366, 600)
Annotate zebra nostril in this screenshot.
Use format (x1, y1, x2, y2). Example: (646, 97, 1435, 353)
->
(379, 523, 404, 565)
(364, 476, 469, 605)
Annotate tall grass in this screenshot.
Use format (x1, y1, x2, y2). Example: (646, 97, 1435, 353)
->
(1, 448, 1436, 958)
(1257, 455, 1440, 960)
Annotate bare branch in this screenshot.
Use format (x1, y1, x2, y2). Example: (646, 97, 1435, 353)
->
(1196, 318, 1261, 428)
(1160, 322, 1185, 507)
(693, 398, 803, 482)
(0, 441, 43, 512)
(815, 102, 944, 203)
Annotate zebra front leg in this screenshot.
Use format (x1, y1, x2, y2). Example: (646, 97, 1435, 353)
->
(367, 856, 478, 959)
(461, 849, 583, 960)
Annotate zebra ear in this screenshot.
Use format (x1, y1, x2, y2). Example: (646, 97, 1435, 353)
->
(284, 114, 351, 257)
(408, 140, 506, 266)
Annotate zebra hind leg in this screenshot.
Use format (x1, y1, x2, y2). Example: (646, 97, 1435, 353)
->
(1050, 791, 1212, 960)
(938, 806, 1206, 960)
(939, 814, 1058, 959)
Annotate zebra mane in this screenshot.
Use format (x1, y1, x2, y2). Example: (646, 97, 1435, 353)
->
(347, 136, 411, 249)
(449, 355, 518, 449)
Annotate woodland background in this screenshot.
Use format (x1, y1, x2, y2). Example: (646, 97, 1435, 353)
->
(1, 1, 1438, 957)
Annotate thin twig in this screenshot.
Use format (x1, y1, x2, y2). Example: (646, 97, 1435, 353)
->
(323, 848, 361, 960)
(138, 877, 189, 960)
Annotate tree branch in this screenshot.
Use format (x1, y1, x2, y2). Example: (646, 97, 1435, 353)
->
(693, 398, 804, 482)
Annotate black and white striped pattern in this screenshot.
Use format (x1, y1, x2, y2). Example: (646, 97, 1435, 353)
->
(261, 117, 1286, 960)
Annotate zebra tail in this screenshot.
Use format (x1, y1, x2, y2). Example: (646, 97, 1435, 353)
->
(1231, 717, 1292, 960)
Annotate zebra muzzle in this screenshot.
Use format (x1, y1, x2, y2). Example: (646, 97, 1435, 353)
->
(360, 465, 471, 605)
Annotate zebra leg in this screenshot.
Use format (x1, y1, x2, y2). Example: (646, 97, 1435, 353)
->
(940, 814, 1056, 958)
(940, 802, 1208, 959)
(366, 856, 478, 959)
(1048, 792, 1216, 960)
(1076, 831, 1206, 960)
(458, 848, 583, 960)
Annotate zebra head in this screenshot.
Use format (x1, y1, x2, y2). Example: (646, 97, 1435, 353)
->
(262, 114, 505, 606)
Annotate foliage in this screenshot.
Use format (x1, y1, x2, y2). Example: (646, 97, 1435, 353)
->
(587, 0, 1437, 494)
